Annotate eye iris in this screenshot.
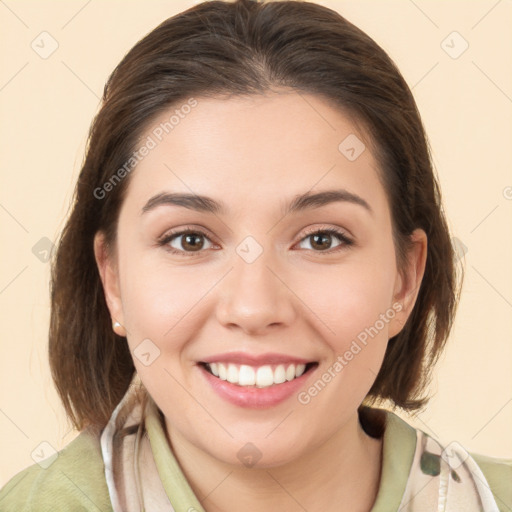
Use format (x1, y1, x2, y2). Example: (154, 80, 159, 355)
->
(311, 233, 331, 251)
(182, 233, 204, 251)
(169, 230, 343, 253)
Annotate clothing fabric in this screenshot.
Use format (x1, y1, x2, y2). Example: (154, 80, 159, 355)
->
(1, 375, 511, 511)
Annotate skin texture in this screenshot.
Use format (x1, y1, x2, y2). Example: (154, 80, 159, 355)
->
(95, 90, 427, 511)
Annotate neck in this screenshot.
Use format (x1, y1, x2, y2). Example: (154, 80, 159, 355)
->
(165, 408, 384, 512)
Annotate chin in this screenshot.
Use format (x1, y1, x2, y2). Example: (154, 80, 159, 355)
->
(200, 434, 307, 470)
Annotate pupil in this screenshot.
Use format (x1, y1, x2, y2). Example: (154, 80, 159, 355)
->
(184, 233, 203, 251)
(312, 233, 330, 250)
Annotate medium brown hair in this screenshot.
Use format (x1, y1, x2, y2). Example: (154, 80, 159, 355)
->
(49, 0, 462, 431)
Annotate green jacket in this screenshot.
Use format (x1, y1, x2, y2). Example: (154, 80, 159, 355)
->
(1, 408, 511, 511)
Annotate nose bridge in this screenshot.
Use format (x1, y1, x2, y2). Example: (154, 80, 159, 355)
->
(215, 235, 295, 332)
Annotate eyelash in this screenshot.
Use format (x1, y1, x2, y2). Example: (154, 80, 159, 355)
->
(157, 225, 354, 257)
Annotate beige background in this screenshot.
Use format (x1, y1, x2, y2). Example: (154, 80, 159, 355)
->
(1, 0, 511, 486)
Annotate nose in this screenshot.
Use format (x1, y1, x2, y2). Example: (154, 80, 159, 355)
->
(215, 247, 296, 335)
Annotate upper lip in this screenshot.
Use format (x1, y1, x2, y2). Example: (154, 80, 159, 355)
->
(199, 352, 316, 366)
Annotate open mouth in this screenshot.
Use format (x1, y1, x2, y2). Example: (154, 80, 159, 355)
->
(199, 361, 319, 388)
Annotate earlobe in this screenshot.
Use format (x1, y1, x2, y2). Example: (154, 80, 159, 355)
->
(93, 232, 126, 335)
(389, 229, 428, 338)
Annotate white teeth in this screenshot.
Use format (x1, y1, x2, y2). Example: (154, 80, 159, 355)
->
(256, 365, 274, 388)
(295, 364, 306, 378)
(285, 364, 296, 381)
(206, 362, 311, 387)
(274, 365, 286, 384)
(226, 364, 239, 384)
(218, 363, 227, 380)
(238, 365, 256, 386)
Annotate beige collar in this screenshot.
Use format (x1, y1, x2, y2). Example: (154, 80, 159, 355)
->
(100, 376, 499, 512)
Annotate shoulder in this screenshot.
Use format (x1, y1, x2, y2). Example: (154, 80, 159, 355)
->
(374, 408, 512, 511)
(471, 451, 512, 512)
(0, 427, 113, 512)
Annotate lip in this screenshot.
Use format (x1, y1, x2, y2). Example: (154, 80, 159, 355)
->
(198, 360, 319, 409)
(199, 351, 315, 366)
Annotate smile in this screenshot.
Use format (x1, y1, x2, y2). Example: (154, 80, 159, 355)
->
(201, 362, 318, 388)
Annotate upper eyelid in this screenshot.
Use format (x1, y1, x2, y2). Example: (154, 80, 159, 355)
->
(159, 226, 217, 244)
(300, 225, 351, 239)
(161, 225, 353, 248)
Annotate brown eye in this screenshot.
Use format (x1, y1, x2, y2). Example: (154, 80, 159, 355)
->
(159, 226, 353, 257)
(309, 232, 334, 251)
(177, 232, 206, 252)
(297, 228, 353, 252)
(160, 229, 214, 255)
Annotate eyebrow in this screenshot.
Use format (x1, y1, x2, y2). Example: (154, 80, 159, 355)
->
(141, 189, 372, 216)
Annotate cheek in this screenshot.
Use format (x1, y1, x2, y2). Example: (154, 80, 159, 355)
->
(294, 252, 397, 415)
(119, 250, 204, 336)
(117, 256, 206, 388)
(307, 249, 398, 347)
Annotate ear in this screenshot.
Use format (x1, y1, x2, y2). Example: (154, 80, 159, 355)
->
(388, 228, 428, 338)
(93, 231, 126, 336)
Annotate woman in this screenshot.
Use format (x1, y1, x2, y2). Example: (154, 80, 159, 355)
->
(0, 0, 510, 510)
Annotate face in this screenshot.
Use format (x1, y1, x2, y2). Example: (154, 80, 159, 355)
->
(95, 90, 426, 468)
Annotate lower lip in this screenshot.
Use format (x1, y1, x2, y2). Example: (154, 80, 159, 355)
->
(198, 364, 317, 409)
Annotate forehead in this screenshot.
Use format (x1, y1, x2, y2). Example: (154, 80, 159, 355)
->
(123, 91, 387, 216)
